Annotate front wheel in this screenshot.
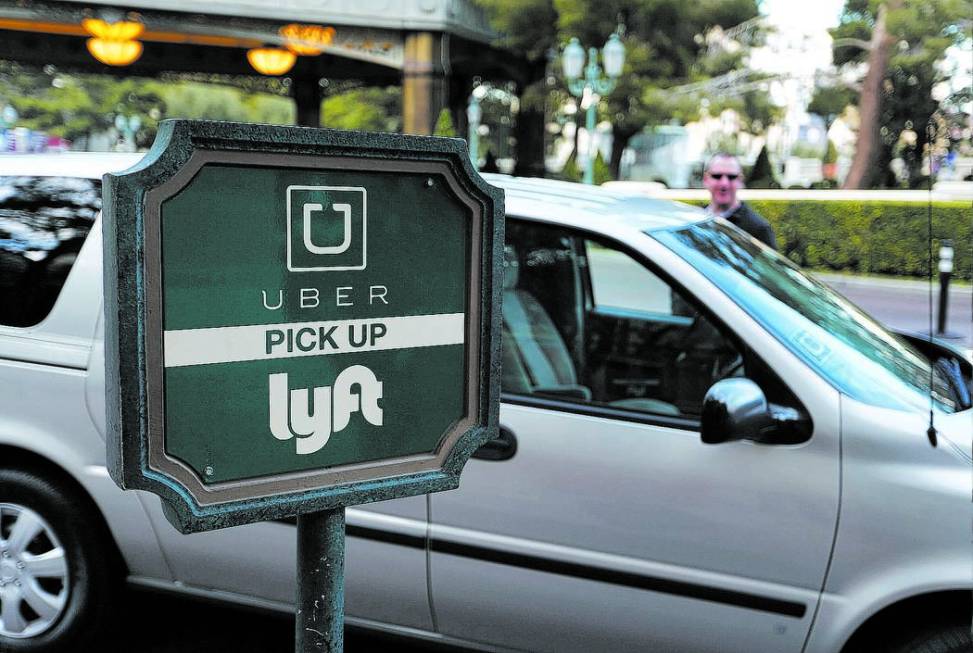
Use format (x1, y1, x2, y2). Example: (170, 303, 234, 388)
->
(892, 624, 973, 653)
(0, 468, 116, 652)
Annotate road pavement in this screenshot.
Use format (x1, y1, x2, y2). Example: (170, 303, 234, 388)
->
(814, 273, 973, 352)
(104, 587, 450, 652)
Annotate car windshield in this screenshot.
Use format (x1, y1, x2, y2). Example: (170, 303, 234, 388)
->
(653, 219, 961, 414)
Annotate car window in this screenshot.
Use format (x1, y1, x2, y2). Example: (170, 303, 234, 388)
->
(586, 241, 672, 315)
(654, 219, 963, 414)
(0, 176, 100, 328)
(502, 219, 742, 420)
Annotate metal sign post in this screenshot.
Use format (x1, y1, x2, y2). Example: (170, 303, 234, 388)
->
(296, 509, 345, 652)
(102, 120, 503, 651)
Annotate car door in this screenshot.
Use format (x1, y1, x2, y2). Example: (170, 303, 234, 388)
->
(428, 218, 840, 652)
(84, 238, 433, 632)
(132, 495, 433, 630)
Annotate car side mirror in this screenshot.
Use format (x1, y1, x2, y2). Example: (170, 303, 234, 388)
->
(700, 378, 811, 445)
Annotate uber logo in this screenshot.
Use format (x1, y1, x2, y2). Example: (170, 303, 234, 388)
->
(286, 185, 367, 271)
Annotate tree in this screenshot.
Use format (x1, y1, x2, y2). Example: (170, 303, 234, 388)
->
(554, 0, 763, 177)
(1, 62, 165, 148)
(831, 0, 969, 188)
(320, 86, 401, 132)
(808, 84, 857, 127)
(474, 0, 765, 179)
(475, 0, 559, 62)
(746, 145, 779, 188)
(434, 107, 457, 137)
(156, 81, 294, 129)
(0, 63, 405, 149)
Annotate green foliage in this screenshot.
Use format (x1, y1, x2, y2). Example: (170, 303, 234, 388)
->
(592, 150, 613, 184)
(680, 198, 971, 279)
(702, 84, 783, 133)
(1, 64, 164, 147)
(829, 17, 873, 66)
(557, 152, 582, 182)
(825, 139, 839, 164)
(474, 0, 559, 61)
(586, 0, 762, 138)
(746, 146, 779, 188)
(321, 86, 401, 133)
(695, 49, 746, 78)
(434, 108, 457, 137)
(474, 0, 774, 177)
(640, 86, 705, 126)
(549, 149, 613, 184)
(808, 85, 856, 124)
(1, 63, 404, 148)
(790, 142, 826, 159)
(478, 0, 764, 170)
(830, 0, 971, 187)
(159, 81, 293, 125)
(0, 63, 309, 148)
(708, 133, 744, 157)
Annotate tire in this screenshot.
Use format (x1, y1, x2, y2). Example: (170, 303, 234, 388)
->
(0, 468, 116, 652)
(892, 624, 973, 653)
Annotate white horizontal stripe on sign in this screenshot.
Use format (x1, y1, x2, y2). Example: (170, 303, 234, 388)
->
(163, 313, 465, 368)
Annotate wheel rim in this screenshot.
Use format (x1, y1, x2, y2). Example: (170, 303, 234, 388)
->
(0, 503, 69, 639)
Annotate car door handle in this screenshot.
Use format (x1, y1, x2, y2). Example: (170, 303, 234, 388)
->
(472, 426, 517, 461)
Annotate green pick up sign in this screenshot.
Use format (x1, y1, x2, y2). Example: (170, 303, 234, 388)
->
(103, 120, 504, 533)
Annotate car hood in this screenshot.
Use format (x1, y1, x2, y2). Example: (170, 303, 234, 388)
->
(935, 409, 973, 464)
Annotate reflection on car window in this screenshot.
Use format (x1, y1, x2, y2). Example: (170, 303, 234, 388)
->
(0, 176, 100, 327)
(586, 241, 673, 315)
(654, 219, 960, 414)
(502, 219, 741, 420)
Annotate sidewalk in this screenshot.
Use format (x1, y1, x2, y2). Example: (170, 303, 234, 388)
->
(813, 271, 972, 292)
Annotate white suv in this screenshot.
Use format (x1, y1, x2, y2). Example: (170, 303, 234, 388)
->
(1, 154, 971, 653)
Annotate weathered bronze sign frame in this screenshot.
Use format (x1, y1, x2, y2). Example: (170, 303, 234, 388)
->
(103, 120, 503, 534)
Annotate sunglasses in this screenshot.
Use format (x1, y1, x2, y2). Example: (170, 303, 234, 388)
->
(707, 173, 740, 181)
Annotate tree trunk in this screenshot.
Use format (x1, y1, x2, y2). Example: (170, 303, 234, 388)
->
(514, 104, 547, 178)
(842, 1, 900, 189)
(609, 124, 637, 181)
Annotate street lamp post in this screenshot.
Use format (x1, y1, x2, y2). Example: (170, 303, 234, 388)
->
(0, 104, 16, 129)
(114, 114, 142, 152)
(0, 104, 18, 153)
(467, 89, 482, 167)
(562, 34, 625, 185)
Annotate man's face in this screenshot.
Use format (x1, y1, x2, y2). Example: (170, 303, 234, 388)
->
(703, 156, 744, 210)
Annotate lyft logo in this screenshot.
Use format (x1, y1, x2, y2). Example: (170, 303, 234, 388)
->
(268, 365, 383, 455)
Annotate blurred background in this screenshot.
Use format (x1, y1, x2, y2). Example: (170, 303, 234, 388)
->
(0, 0, 970, 345)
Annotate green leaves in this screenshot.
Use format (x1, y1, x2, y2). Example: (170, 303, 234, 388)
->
(0, 66, 164, 146)
(473, 0, 768, 175)
(477, 0, 560, 61)
(321, 87, 401, 133)
(682, 198, 972, 278)
(832, 0, 969, 187)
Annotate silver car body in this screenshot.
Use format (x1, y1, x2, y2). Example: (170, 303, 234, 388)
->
(0, 154, 969, 652)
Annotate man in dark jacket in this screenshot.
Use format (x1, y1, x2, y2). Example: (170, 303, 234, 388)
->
(703, 153, 777, 249)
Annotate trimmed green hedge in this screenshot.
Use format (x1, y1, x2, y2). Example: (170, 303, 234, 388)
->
(681, 200, 972, 280)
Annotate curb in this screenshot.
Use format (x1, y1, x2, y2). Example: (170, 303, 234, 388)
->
(813, 272, 973, 294)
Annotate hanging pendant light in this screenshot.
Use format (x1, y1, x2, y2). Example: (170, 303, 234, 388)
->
(87, 38, 143, 66)
(82, 14, 144, 67)
(279, 24, 335, 56)
(247, 46, 297, 75)
(82, 17, 144, 40)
